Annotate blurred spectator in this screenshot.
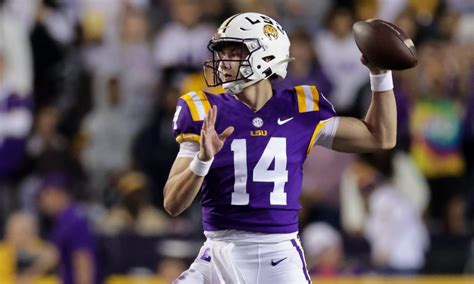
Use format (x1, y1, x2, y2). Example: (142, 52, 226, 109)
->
(275, 0, 334, 32)
(80, 6, 156, 195)
(0, 49, 33, 232)
(79, 0, 124, 74)
(155, 238, 200, 281)
(341, 150, 429, 236)
(81, 76, 137, 193)
(443, 195, 468, 236)
(30, 0, 76, 109)
(425, 194, 471, 274)
(455, 14, 474, 43)
(228, 0, 278, 21)
(353, 0, 376, 20)
(100, 170, 169, 236)
(301, 222, 363, 277)
(354, 153, 429, 275)
(0, 211, 57, 283)
(78, 0, 122, 41)
(0, 4, 34, 176)
(37, 172, 99, 284)
(156, 256, 188, 283)
(299, 146, 355, 228)
(409, 42, 467, 219)
(314, 7, 367, 116)
(26, 106, 67, 160)
(409, 0, 440, 26)
(273, 29, 332, 97)
(118, 7, 156, 133)
(0, 0, 32, 95)
(133, 86, 202, 236)
(153, 0, 214, 73)
(132, 86, 181, 207)
(377, 0, 409, 22)
(199, 0, 233, 25)
(435, 7, 461, 41)
(18, 104, 88, 216)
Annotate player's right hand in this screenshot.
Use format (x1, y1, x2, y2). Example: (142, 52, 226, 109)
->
(198, 105, 234, 161)
(361, 55, 387, 75)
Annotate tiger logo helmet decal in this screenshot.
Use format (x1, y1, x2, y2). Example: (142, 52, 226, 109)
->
(263, 24, 279, 40)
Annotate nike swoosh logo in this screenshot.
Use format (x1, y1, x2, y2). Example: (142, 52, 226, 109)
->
(277, 117, 294, 125)
(271, 257, 288, 266)
(200, 248, 211, 262)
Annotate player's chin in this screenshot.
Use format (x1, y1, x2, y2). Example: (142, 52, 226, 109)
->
(221, 75, 236, 83)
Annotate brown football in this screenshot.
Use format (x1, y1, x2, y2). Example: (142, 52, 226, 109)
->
(353, 19, 417, 70)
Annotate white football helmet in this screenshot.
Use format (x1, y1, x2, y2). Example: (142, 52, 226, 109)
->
(203, 13, 292, 94)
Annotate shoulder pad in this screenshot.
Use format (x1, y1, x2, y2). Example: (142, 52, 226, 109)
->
(294, 85, 320, 113)
(180, 91, 211, 121)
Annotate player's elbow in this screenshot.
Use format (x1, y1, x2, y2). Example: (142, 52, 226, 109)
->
(163, 200, 183, 217)
(163, 192, 185, 217)
(380, 142, 396, 150)
(379, 137, 397, 150)
(163, 193, 180, 216)
(164, 206, 181, 217)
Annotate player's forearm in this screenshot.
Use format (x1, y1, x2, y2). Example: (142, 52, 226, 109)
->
(163, 169, 205, 216)
(363, 89, 397, 149)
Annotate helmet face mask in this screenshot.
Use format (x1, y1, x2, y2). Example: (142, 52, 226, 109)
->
(203, 13, 291, 94)
(203, 38, 261, 89)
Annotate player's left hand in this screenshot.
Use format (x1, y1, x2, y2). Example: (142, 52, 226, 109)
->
(198, 105, 234, 161)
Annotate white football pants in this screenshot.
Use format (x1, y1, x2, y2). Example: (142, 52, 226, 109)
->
(173, 230, 311, 284)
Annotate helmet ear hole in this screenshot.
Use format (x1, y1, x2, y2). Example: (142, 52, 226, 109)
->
(262, 55, 275, 62)
(257, 65, 261, 69)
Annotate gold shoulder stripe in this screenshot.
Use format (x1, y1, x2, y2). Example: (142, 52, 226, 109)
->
(295, 86, 306, 113)
(310, 86, 320, 111)
(176, 133, 200, 143)
(180, 91, 211, 121)
(295, 85, 320, 113)
(306, 118, 331, 155)
(196, 91, 211, 115)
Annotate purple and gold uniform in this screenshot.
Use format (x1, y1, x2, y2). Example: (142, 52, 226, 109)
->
(173, 86, 336, 233)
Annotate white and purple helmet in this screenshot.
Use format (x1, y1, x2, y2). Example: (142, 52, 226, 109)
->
(203, 13, 292, 94)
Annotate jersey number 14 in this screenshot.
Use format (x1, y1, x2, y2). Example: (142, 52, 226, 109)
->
(230, 137, 288, 206)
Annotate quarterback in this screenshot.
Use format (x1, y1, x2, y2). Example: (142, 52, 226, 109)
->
(164, 12, 396, 283)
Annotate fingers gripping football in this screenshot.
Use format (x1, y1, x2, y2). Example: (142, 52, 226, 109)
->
(353, 19, 417, 70)
(198, 105, 234, 161)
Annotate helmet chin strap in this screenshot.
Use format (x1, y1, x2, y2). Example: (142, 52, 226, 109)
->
(224, 79, 261, 94)
(223, 56, 294, 94)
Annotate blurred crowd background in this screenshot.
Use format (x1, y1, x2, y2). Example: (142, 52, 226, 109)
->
(0, 0, 473, 283)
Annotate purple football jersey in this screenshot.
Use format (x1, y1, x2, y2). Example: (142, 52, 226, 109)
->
(173, 86, 336, 233)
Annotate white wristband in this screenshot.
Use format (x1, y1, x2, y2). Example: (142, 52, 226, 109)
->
(189, 152, 214, 176)
(370, 71, 393, 92)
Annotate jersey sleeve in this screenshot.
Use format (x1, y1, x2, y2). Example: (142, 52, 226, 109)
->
(172, 91, 211, 143)
(293, 85, 339, 153)
(294, 85, 336, 119)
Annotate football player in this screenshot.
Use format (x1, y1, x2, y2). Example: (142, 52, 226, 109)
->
(164, 12, 396, 283)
